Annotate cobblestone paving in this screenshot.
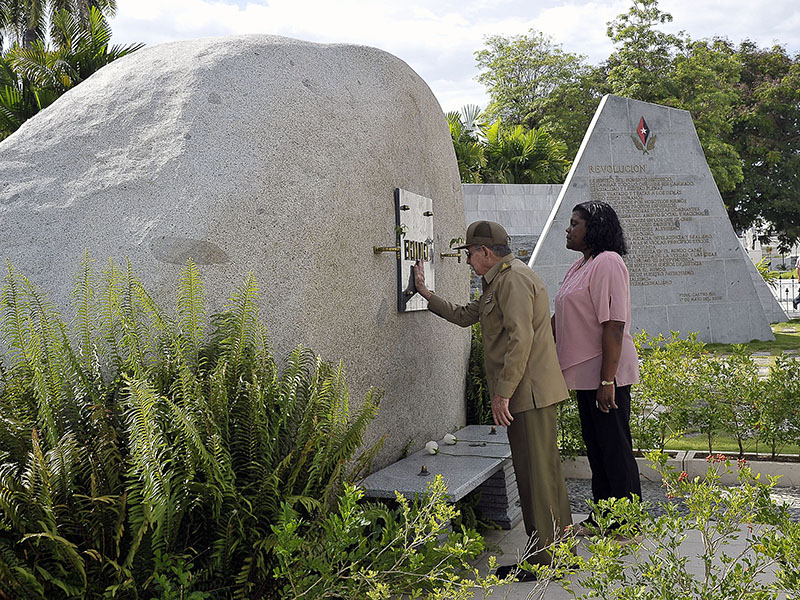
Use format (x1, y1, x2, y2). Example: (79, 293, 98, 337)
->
(566, 478, 800, 522)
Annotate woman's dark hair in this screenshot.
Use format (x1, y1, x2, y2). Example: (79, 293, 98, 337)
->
(572, 201, 628, 256)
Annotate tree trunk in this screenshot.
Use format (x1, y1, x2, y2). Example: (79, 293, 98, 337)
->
(78, 0, 103, 24)
(22, 28, 38, 48)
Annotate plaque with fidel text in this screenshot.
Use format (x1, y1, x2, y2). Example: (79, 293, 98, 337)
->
(395, 188, 434, 312)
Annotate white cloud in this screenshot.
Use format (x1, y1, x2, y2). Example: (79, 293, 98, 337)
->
(111, 0, 800, 113)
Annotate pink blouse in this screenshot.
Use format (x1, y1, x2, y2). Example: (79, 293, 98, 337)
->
(553, 251, 639, 390)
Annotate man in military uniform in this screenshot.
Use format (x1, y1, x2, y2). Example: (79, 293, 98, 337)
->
(413, 220, 572, 579)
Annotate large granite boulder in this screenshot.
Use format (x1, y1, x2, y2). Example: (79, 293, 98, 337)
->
(0, 35, 470, 467)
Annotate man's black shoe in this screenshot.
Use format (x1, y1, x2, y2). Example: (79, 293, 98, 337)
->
(495, 563, 539, 582)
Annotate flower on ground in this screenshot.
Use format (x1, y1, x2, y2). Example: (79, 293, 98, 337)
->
(425, 441, 439, 454)
(443, 433, 458, 445)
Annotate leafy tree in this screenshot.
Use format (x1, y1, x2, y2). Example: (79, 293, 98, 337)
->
(471, 0, 800, 244)
(475, 29, 588, 131)
(536, 64, 609, 160)
(606, 1, 743, 193)
(604, 0, 685, 103)
(722, 40, 800, 250)
(663, 38, 742, 193)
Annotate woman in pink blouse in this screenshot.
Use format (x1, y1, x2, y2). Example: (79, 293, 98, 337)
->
(553, 201, 640, 535)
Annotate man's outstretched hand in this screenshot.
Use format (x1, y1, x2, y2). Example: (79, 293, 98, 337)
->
(413, 260, 433, 300)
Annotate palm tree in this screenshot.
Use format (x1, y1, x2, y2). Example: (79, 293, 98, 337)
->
(10, 7, 140, 91)
(482, 119, 570, 184)
(446, 104, 486, 183)
(0, 0, 115, 49)
(0, 51, 56, 137)
(0, 6, 140, 139)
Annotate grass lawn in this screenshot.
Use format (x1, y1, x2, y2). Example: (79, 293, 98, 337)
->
(705, 318, 800, 355)
(663, 433, 800, 456)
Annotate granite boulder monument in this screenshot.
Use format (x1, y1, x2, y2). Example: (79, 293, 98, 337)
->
(0, 35, 472, 467)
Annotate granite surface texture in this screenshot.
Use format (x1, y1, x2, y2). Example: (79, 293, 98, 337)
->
(359, 425, 511, 500)
(0, 35, 471, 467)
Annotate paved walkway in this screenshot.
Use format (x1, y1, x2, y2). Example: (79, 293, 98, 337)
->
(471, 477, 800, 599)
(474, 513, 777, 599)
(566, 477, 800, 521)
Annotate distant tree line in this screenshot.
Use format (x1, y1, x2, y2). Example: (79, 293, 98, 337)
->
(465, 0, 800, 251)
(0, 0, 142, 140)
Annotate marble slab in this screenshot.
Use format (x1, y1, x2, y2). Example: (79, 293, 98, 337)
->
(358, 425, 512, 502)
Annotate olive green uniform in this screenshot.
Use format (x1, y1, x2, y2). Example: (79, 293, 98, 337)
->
(427, 254, 572, 559)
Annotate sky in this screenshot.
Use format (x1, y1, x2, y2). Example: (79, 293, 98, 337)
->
(109, 0, 800, 113)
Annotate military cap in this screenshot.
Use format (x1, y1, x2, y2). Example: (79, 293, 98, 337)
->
(454, 220, 510, 249)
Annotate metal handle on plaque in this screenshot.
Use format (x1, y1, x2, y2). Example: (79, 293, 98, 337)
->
(373, 246, 401, 259)
(439, 251, 462, 263)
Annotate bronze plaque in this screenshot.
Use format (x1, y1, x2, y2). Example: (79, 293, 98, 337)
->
(396, 188, 434, 312)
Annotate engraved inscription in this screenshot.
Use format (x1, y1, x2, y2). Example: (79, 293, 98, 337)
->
(679, 292, 723, 303)
(588, 164, 647, 174)
(587, 170, 717, 301)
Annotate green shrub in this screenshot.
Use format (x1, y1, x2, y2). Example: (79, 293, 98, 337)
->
(272, 475, 490, 599)
(0, 257, 383, 599)
(567, 452, 800, 600)
(757, 355, 800, 458)
(465, 322, 492, 425)
(632, 331, 700, 451)
(557, 391, 585, 458)
(712, 345, 760, 457)
(756, 257, 781, 289)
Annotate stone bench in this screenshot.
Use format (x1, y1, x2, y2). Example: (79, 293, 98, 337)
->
(358, 424, 522, 529)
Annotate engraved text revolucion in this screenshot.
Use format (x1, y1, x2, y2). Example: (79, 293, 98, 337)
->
(588, 164, 647, 174)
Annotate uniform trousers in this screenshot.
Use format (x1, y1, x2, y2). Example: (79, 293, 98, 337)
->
(576, 385, 641, 508)
(506, 404, 572, 564)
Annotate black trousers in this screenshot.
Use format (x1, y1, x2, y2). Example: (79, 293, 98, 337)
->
(576, 385, 641, 508)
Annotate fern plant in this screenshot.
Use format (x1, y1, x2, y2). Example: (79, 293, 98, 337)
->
(465, 321, 492, 425)
(0, 257, 383, 599)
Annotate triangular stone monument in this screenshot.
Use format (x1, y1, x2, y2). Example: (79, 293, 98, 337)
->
(530, 94, 774, 343)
